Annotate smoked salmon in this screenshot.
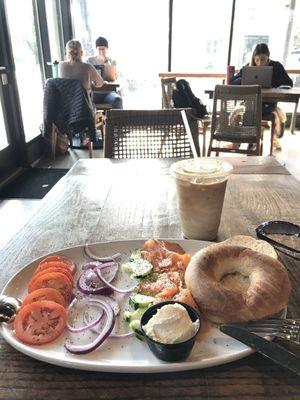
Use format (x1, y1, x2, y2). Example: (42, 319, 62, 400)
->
(137, 239, 198, 311)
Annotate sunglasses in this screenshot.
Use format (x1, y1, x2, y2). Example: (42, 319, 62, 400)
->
(256, 220, 300, 260)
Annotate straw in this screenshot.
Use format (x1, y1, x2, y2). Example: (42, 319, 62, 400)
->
(180, 110, 199, 159)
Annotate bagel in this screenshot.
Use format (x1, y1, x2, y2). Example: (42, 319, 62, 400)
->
(222, 235, 277, 259)
(185, 244, 291, 323)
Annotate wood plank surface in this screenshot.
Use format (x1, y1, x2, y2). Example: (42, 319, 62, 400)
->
(0, 157, 299, 400)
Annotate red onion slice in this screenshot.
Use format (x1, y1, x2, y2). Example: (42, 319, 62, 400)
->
(77, 262, 118, 295)
(110, 332, 134, 339)
(82, 304, 133, 339)
(84, 243, 121, 262)
(95, 268, 136, 294)
(65, 299, 115, 355)
(67, 297, 104, 333)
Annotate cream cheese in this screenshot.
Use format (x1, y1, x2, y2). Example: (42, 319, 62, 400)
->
(142, 303, 198, 344)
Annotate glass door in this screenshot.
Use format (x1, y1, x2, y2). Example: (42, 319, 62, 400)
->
(5, 0, 44, 143)
(0, 1, 27, 174)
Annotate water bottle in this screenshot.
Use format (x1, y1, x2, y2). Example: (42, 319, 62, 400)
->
(52, 61, 59, 78)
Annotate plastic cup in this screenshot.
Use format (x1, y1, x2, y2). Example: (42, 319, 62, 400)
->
(170, 158, 233, 240)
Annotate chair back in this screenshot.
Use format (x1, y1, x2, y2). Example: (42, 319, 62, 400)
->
(211, 84, 262, 141)
(43, 78, 96, 139)
(104, 109, 200, 159)
(161, 77, 177, 108)
(208, 85, 262, 155)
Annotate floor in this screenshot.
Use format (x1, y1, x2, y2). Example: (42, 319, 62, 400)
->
(0, 128, 299, 250)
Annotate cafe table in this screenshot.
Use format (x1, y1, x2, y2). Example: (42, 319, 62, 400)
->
(204, 87, 300, 134)
(92, 82, 120, 93)
(0, 157, 299, 400)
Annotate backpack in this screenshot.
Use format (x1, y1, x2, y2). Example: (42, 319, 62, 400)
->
(172, 79, 208, 119)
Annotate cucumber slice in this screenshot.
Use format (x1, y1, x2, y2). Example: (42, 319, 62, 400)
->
(129, 294, 155, 310)
(129, 249, 142, 262)
(129, 319, 144, 341)
(122, 257, 153, 279)
(123, 306, 147, 323)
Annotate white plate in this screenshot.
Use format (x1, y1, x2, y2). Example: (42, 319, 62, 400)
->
(0, 239, 268, 373)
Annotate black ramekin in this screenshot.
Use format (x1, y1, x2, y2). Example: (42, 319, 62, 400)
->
(140, 300, 201, 362)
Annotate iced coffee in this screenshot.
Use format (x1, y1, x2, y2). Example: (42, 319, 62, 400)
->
(171, 159, 233, 240)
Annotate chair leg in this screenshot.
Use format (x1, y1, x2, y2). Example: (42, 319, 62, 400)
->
(269, 118, 275, 156)
(207, 134, 213, 156)
(88, 141, 93, 158)
(202, 129, 206, 157)
(51, 124, 57, 160)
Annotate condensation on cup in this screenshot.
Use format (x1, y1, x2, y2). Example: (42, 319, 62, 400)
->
(170, 158, 233, 241)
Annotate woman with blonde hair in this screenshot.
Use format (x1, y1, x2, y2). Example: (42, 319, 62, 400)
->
(58, 39, 104, 95)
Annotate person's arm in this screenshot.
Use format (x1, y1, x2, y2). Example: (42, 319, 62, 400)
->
(89, 64, 104, 88)
(58, 62, 65, 78)
(103, 59, 117, 81)
(272, 62, 293, 88)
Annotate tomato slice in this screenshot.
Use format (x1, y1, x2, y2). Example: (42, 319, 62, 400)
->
(14, 300, 67, 345)
(28, 272, 72, 301)
(38, 256, 77, 275)
(22, 288, 66, 308)
(31, 267, 73, 287)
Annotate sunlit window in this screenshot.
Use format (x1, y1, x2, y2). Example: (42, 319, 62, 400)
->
(45, 0, 64, 63)
(71, 0, 169, 109)
(231, 0, 300, 71)
(5, 0, 44, 142)
(172, 0, 232, 72)
(0, 99, 8, 150)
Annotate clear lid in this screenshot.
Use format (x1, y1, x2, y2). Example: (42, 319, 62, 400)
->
(170, 158, 233, 184)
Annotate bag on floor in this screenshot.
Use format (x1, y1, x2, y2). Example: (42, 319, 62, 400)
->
(172, 79, 208, 119)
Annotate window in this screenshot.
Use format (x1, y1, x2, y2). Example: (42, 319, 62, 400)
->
(71, 0, 169, 108)
(231, 0, 300, 70)
(0, 99, 7, 150)
(5, 0, 44, 142)
(45, 0, 64, 63)
(172, 0, 232, 72)
(172, 0, 233, 102)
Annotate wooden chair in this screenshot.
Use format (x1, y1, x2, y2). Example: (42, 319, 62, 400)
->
(161, 77, 177, 108)
(160, 77, 210, 156)
(261, 114, 276, 156)
(207, 85, 263, 156)
(94, 103, 113, 141)
(104, 109, 200, 159)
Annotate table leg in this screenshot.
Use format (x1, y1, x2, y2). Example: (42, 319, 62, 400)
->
(291, 100, 299, 134)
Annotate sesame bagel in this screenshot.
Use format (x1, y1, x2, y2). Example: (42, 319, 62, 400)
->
(185, 244, 291, 323)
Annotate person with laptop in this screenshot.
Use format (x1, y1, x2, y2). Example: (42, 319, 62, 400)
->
(232, 43, 293, 150)
(86, 36, 123, 109)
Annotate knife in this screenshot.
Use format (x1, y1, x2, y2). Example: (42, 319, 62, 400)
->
(220, 324, 300, 375)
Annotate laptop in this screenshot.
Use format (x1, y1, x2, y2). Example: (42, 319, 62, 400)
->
(241, 66, 273, 88)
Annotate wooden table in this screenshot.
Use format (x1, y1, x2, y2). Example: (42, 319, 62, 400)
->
(0, 157, 299, 399)
(205, 87, 300, 133)
(92, 82, 120, 93)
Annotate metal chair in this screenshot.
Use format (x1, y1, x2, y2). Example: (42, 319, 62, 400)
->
(104, 109, 200, 159)
(207, 85, 263, 156)
(161, 77, 210, 156)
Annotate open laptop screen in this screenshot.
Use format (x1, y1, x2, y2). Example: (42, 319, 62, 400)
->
(241, 66, 273, 88)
